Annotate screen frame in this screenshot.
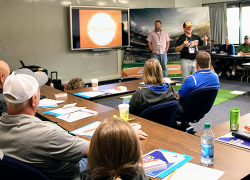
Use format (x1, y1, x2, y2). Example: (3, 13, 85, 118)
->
(70, 5, 130, 51)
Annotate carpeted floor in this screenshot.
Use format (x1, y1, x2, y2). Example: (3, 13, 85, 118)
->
(97, 76, 250, 133)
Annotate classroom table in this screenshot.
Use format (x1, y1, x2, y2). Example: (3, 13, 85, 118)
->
(196, 113, 250, 151)
(66, 79, 179, 102)
(211, 54, 250, 60)
(36, 85, 114, 123)
(57, 109, 250, 180)
(211, 54, 250, 67)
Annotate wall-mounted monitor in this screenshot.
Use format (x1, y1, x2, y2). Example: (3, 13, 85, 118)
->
(70, 6, 130, 50)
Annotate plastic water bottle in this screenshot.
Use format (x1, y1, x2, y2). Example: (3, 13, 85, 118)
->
(201, 123, 214, 166)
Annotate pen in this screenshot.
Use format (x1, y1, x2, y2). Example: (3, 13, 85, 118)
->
(167, 169, 177, 180)
(84, 128, 96, 133)
(67, 114, 71, 119)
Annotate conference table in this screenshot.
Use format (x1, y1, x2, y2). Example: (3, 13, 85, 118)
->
(211, 54, 250, 60)
(37, 85, 250, 180)
(36, 85, 114, 123)
(196, 113, 250, 151)
(57, 109, 250, 180)
(66, 79, 179, 102)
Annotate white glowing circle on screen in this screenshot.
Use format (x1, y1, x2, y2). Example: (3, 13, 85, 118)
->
(88, 13, 116, 46)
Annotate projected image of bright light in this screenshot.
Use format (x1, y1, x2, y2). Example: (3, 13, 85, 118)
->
(88, 13, 117, 45)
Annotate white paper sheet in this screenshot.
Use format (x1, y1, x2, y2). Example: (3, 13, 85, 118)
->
(163, 163, 224, 180)
(39, 99, 64, 107)
(44, 107, 85, 116)
(56, 109, 98, 122)
(70, 121, 102, 137)
(230, 90, 246, 95)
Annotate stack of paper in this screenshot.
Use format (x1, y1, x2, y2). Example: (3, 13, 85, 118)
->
(43, 103, 98, 122)
(143, 159, 167, 174)
(70, 121, 102, 137)
(38, 99, 64, 108)
(73, 91, 105, 98)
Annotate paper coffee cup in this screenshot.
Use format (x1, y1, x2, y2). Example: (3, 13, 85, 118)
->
(118, 104, 129, 119)
(91, 79, 98, 92)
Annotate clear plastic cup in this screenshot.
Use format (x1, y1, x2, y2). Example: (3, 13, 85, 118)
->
(118, 104, 129, 119)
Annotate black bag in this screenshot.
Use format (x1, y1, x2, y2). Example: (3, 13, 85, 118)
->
(51, 71, 62, 90)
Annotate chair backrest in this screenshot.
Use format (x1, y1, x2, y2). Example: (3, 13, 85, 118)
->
(0, 154, 49, 180)
(139, 100, 178, 127)
(182, 86, 218, 120)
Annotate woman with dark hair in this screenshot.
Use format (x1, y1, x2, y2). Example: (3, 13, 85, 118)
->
(81, 117, 149, 180)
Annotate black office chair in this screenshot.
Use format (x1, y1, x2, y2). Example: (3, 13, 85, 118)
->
(139, 100, 178, 127)
(0, 154, 49, 180)
(174, 86, 218, 133)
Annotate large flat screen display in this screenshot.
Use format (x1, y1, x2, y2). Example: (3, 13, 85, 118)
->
(70, 6, 130, 50)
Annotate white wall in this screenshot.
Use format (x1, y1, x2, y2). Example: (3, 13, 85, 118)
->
(202, 0, 240, 4)
(176, 0, 202, 7)
(0, 0, 202, 84)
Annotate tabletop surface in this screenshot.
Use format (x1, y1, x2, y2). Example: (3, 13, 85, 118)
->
(57, 109, 250, 180)
(67, 79, 179, 95)
(196, 113, 250, 151)
(37, 85, 114, 123)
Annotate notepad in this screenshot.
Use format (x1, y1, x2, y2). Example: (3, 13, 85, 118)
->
(70, 121, 102, 137)
(163, 163, 224, 180)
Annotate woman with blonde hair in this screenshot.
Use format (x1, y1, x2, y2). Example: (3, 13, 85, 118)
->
(129, 58, 177, 116)
(80, 117, 149, 180)
(67, 78, 85, 90)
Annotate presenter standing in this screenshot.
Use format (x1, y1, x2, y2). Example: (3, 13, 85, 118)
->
(175, 21, 208, 83)
(147, 20, 170, 78)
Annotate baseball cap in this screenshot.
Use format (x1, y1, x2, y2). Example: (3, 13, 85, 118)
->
(244, 35, 250, 39)
(3, 68, 48, 104)
(183, 21, 194, 28)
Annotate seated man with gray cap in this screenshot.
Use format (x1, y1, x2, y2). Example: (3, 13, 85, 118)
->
(228, 35, 250, 80)
(0, 68, 89, 180)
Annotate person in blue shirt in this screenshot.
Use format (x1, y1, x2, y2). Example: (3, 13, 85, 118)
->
(215, 37, 235, 77)
(177, 51, 220, 100)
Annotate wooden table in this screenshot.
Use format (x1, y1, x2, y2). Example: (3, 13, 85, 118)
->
(36, 85, 114, 123)
(67, 79, 179, 102)
(57, 110, 250, 180)
(196, 113, 250, 152)
(196, 113, 250, 138)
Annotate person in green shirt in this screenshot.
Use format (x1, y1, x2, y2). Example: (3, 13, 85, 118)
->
(227, 35, 250, 80)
